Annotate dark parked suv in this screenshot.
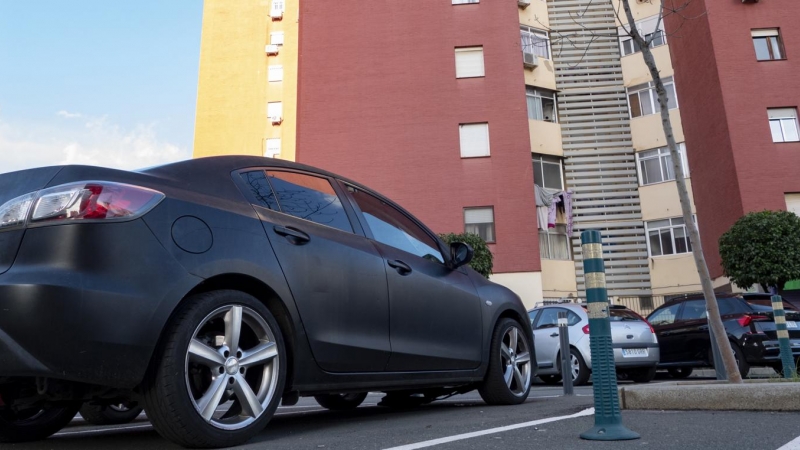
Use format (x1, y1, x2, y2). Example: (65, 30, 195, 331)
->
(647, 294, 800, 378)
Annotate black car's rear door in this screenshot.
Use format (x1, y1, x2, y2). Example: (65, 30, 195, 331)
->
(237, 169, 391, 373)
(648, 302, 684, 363)
(341, 183, 483, 372)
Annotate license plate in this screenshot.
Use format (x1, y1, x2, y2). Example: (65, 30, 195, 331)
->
(787, 321, 798, 329)
(622, 348, 648, 357)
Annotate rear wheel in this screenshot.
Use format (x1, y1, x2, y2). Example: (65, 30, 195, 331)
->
(314, 393, 368, 411)
(709, 343, 749, 379)
(562, 349, 591, 386)
(80, 402, 143, 426)
(0, 403, 80, 443)
(142, 290, 286, 448)
(667, 367, 693, 379)
(538, 374, 562, 385)
(479, 318, 532, 405)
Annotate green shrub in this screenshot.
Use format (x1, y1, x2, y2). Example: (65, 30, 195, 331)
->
(439, 232, 493, 278)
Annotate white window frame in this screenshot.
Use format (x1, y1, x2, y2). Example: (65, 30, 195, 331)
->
(265, 138, 281, 158)
(267, 102, 283, 120)
(464, 207, 495, 243)
(644, 216, 697, 258)
(532, 154, 564, 191)
(459, 123, 490, 158)
(520, 25, 550, 60)
(268, 65, 284, 82)
(270, 0, 285, 17)
(627, 77, 678, 119)
(635, 143, 689, 186)
(452, 0, 479, 4)
(768, 108, 800, 143)
(526, 87, 558, 123)
(454, 47, 485, 79)
(540, 224, 571, 260)
(270, 32, 285, 46)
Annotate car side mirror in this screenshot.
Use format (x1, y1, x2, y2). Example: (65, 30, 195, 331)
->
(449, 242, 474, 270)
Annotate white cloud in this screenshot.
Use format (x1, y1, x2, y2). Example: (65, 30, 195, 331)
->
(0, 114, 192, 174)
(56, 110, 82, 119)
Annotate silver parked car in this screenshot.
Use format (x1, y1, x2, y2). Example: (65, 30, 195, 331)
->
(528, 303, 660, 385)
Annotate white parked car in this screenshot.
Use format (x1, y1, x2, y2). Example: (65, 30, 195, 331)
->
(528, 303, 660, 385)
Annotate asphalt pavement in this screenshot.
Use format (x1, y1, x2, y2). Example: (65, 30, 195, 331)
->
(6, 377, 800, 450)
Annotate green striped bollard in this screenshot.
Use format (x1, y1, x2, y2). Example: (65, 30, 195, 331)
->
(579, 230, 639, 441)
(771, 295, 797, 378)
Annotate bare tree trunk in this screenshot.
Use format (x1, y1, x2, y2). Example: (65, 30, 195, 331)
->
(620, 0, 742, 383)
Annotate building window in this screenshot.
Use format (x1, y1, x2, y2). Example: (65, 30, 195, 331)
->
(520, 26, 550, 59)
(270, 32, 285, 46)
(620, 30, 666, 57)
(455, 47, 485, 78)
(636, 144, 689, 186)
(532, 154, 564, 191)
(752, 29, 785, 61)
(768, 108, 800, 143)
(628, 77, 678, 118)
(786, 194, 800, 217)
(526, 87, 557, 123)
(270, 0, 284, 18)
(459, 123, 490, 158)
(464, 207, 495, 243)
(265, 138, 281, 158)
(452, 0, 478, 3)
(540, 224, 570, 260)
(268, 65, 284, 82)
(645, 217, 695, 257)
(268, 102, 283, 123)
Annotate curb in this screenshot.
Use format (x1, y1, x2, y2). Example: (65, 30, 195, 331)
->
(620, 380, 800, 411)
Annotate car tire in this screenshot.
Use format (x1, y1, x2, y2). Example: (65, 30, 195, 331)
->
(709, 343, 750, 379)
(566, 349, 591, 386)
(142, 290, 286, 449)
(628, 366, 657, 383)
(314, 393, 368, 411)
(0, 403, 80, 443)
(538, 374, 562, 385)
(478, 318, 532, 405)
(667, 367, 693, 379)
(79, 402, 144, 426)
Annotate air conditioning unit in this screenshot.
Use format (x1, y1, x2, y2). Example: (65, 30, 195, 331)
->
(523, 52, 539, 69)
(518, 0, 530, 8)
(270, 10, 283, 19)
(265, 44, 280, 55)
(270, 115, 283, 124)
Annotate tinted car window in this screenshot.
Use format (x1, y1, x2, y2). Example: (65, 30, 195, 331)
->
(346, 186, 444, 263)
(610, 309, 642, 322)
(266, 171, 353, 233)
(528, 310, 539, 326)
(648, 303, 681, 326)
(679, 300, 706, 321)
(535, 308, 560, 329)
(241, 170, 280, 211)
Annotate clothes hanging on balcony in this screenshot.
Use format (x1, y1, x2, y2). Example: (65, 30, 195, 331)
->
(547, 195, 561, 228)
(564, 190, 574, 235)
(534, 184, 553, 231)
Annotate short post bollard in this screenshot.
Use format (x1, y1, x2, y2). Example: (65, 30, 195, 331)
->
(772, 295, 797, 379)
(579, 230, 639, 441)
(557, 311, 574, 396)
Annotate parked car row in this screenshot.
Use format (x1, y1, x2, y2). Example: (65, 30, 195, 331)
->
(528, 293, 800, 385)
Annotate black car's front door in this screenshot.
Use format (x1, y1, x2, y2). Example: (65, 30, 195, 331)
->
(343, 184, 483, 372)
(239, 170, 391, 373)
(648, 302, 684, 363)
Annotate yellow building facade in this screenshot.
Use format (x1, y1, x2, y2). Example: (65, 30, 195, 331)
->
(194, 0, 299, 161)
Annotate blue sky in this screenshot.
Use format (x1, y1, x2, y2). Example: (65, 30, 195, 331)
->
(0, 0, 203, 173)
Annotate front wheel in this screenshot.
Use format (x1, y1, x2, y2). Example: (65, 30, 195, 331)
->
(667, 367, 693, 379)
(479, 318, 532, 405)
(314, 393, 368, 411)
(143, 290, 286, 448)
(538, 374, 562, 385)
(627, 366, 657, 383)
(0, 403, 80, 443)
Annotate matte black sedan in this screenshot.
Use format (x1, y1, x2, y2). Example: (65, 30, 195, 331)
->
(0, 156, 535, 448)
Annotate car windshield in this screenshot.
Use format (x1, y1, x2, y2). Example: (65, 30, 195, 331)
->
(609, 309, 642, 322)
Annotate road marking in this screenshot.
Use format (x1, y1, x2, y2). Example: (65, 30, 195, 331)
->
(55, 424, 153, 436)
(778, 435, 800, 450)
(381, 407, 595, 450)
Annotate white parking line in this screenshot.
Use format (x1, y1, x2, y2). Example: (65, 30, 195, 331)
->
(381, 407, 595, 450)
(778, 435, 800, 450)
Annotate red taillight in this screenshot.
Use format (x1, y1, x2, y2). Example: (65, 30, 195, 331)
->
(30, 182, 164, 224)
(582, 325, 590, 334)
(738, 315, 769, 327)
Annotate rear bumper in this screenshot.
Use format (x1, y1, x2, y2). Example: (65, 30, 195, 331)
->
(579, 338, 660, 370)
(0, 221, 199, 389)
(742, 336, 800, 366)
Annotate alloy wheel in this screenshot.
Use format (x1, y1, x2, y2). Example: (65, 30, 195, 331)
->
(184, 305, 280, 430)
(570, 353, 580, 381)
(499, 326, 531, 396)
